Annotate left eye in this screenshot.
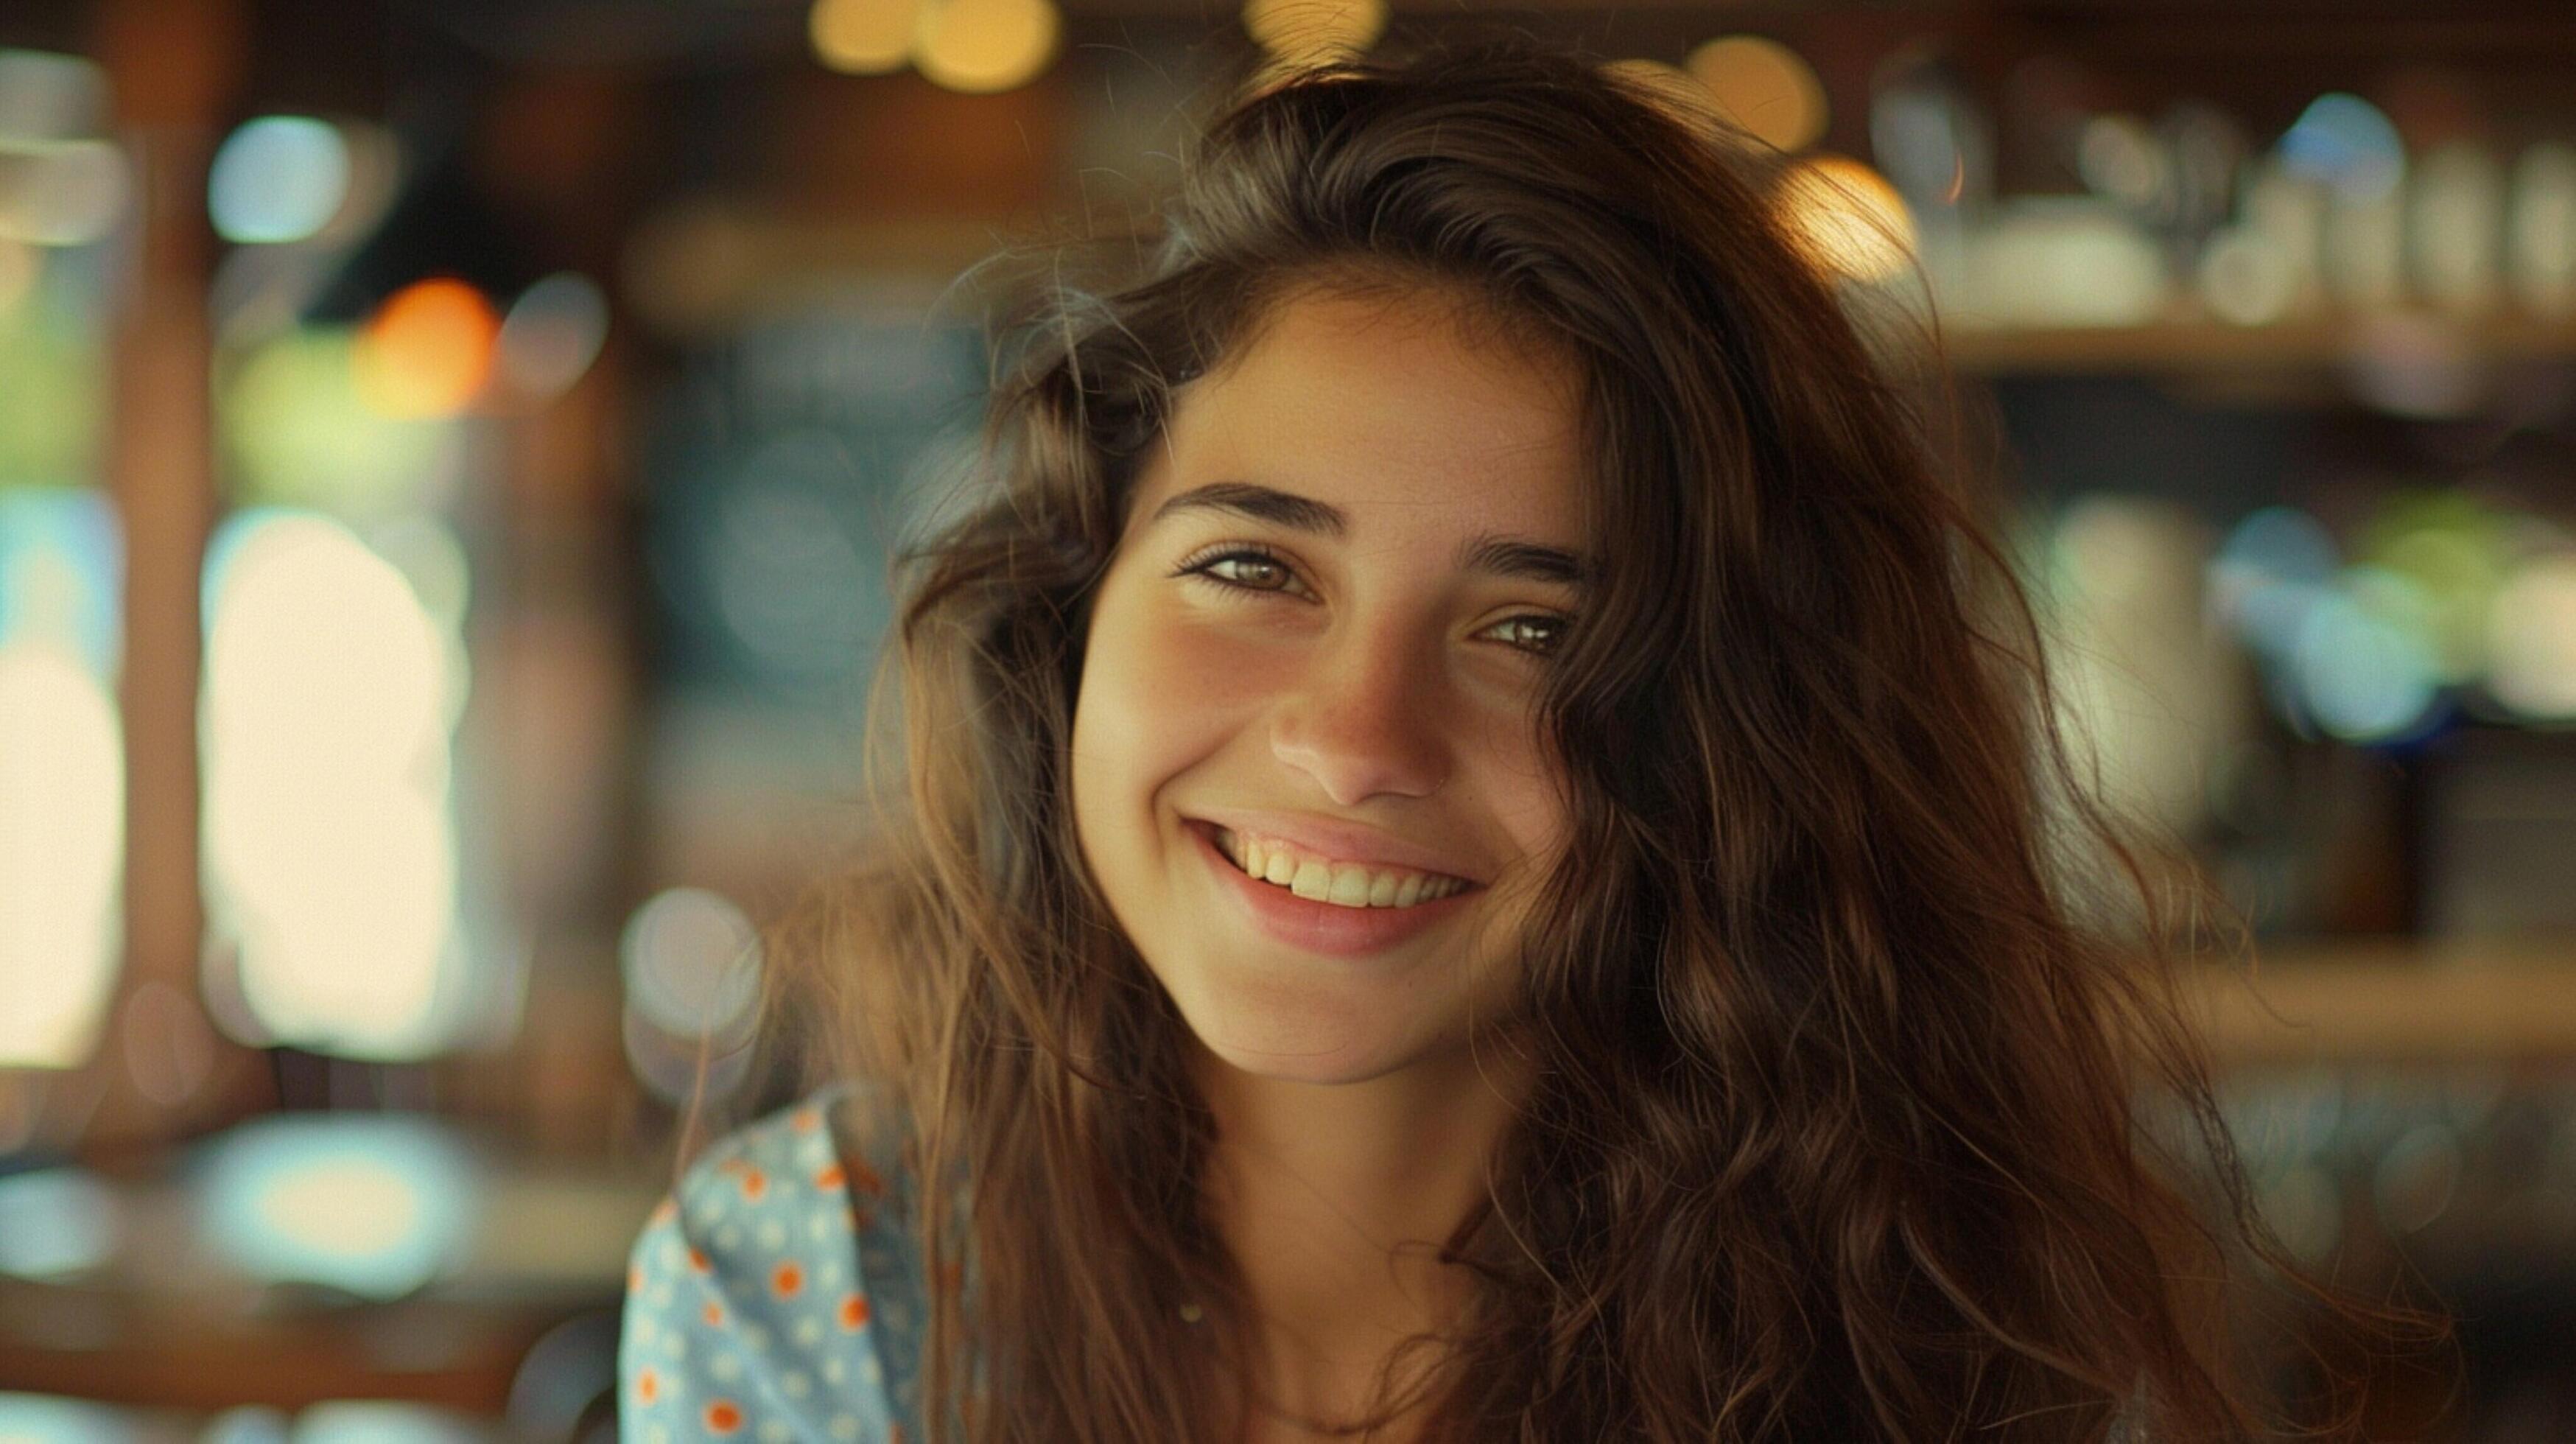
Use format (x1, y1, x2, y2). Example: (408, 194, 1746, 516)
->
(1174, 547, 1570, 659)
(1186, 550, 1296, 593)
(1490, 615, 1566, 656)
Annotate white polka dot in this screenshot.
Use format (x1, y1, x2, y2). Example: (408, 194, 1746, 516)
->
(829, 1417, 861, 1441)
(757, 1222, 787, 1251)
(739, 1322, 769, 1351)
(715, 1225, 742, 1250)
(860, 1356, 883, 1387)
(793, 1317, 823, 1347)
(759, 1423, 793, 1443)
(710, 1354, 741, 1383)
(782, 1371, 812, 1399)
(646, 1426, 673, 1444)
(823, 1359, 846, 1385)
(809, 1215, 836, 1240)
(633, 1317, 657, 1345)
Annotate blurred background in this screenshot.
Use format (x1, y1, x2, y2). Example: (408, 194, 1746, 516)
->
(0, 0, 2571, 1437)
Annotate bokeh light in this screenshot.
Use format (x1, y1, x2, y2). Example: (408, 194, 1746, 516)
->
(201, 1408, 292, 1444)
(1962, 198, 2170, 328)
(0, 1168, 119, 1279)
(200, 1114, 478, 1300)
(2210, 505, 2340, 662)
(203, 511, 470, 1059)
(494, 271, 609, 400)
(0, 138, 130, 246)
(1774, 154, 1917, 284)
(2354, 491, 2510, 685)
(289, 1404, 488, 1443)
(913, 0, 1059, 94)
(353, 278, 499, 420)
(0, 1394, 134, 1444)
(2292, 567, 2444, 743)
(2488, 551, 2576, 722)
(2197, 226, 2299, 326)
(2043, 496, 2236, 833)
(1685, 35, 1826, 153)
(0, 49, 108, 142)
(221, 327, 457, 514)
(620, 887, 762, 1042)
(1242, 0, 1386, 70)
(809, 0, 922, 74)
(2279, 92, 2404, 203)
(2077, 114, 2172, 212)
(2508, 141, 2576, 318)
(709, 477, 875, 681)
(208, 116, 351, 245)
(0, 489, 122, 1070)
(2410, 141, 2505, 316)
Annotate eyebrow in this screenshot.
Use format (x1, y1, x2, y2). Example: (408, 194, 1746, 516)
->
(1148, 480, 1593, 589)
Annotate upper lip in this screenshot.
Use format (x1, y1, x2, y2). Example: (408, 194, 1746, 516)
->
(1185, 810, 1487, 886)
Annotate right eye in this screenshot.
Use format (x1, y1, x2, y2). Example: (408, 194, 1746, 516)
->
(1173, 545, 1304, 597)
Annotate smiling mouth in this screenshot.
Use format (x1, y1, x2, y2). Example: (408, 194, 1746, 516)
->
(1196, 822, 1478, 911)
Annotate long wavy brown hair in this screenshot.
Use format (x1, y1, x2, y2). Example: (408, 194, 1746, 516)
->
(756, 29, 2448, 1443)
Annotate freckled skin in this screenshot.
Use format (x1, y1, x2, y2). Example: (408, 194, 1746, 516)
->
(1067, 285, 1587, 1087)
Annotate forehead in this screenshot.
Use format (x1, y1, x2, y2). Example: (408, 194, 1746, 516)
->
(1134, 286, 1589, 542)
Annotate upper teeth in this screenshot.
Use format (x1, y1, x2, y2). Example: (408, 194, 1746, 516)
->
(1218, 829, 1470, 909)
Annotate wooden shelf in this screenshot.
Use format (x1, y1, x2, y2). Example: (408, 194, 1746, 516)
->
(2183, 937, 2576, 1066)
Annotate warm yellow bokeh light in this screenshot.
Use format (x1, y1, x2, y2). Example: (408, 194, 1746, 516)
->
(2488, 553, 2576, 721)
(913, 0, 1059, 94)
(1775, 154, 1917, 284)
(1686, 35, 1828, 153)
(204, 514, 465, 1059)
(0, 641, 122, 1068)
(353, 278, 498, 420)
(1242, 0, 1386, 69)
(810, 0, 919, 74)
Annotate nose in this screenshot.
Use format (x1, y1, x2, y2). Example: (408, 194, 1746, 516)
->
(1268, 620, 1450, 806)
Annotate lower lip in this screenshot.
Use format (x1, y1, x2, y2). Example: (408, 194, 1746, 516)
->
(1185, 820, 1479, 958)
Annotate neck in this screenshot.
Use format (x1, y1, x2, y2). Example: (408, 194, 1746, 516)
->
(1193, 1034, 1533, 1434)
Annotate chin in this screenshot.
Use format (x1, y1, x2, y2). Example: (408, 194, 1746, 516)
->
(1168, 971, 1463, 1089)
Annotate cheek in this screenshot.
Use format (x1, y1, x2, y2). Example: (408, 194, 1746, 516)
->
(1070, 585, 1254, 827)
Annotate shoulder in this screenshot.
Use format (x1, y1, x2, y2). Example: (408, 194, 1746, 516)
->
(620, 1084, 930, 1443)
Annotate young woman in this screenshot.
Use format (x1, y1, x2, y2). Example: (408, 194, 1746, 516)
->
(620, 33, 2435, 1444)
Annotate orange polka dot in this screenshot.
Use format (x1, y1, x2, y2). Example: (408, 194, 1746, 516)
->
(705, 1400, 743, 1434)
(635, 1367, 660, 1404)
(849, 1162, 888, 1197)
(703, 1300, 726, 1328)
(792, 1107, 821, 1132)
(837, 1293, 869, 1330)
(814, 1163, 846, 1191)
(650, 1198, 677, 1225)
(717, 1156, 748, 1174)
(687, 1247, 711, 1274)
(772, 1261, 804, 1297)
(740, 1168, 768, 1202)
(626, 1266, 643, 1292)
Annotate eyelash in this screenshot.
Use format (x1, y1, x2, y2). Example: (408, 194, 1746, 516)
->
(1168, 543, 1573, 659)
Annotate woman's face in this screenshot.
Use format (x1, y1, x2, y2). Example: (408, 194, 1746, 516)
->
(1069, 284, 1590, 1086)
